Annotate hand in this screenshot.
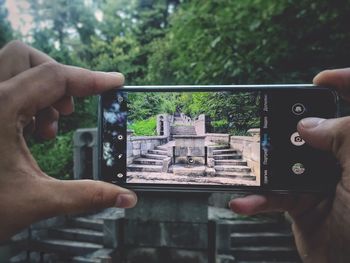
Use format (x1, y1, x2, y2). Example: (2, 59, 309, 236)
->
(229, 68, 350, 263)
(0, 41, 137, 242)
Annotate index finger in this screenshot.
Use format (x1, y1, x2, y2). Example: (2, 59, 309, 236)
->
(0, 40, 55, 82)
(6, 62, 124, 117)
(313, 68, 350, 101)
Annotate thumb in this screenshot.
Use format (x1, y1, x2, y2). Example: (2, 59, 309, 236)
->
(297, 116, 350, 162)
(46, 180, 137, 215)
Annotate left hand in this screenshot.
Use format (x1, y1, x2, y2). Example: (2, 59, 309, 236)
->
(0, 41, 137, 242)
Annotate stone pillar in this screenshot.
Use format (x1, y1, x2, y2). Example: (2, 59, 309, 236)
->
(127, 130, 134, 165)
(157, 114, 170, 139)
(207, 147, 215, 168)
(73, 128, 99, 180)
(113, 193, 215, 263)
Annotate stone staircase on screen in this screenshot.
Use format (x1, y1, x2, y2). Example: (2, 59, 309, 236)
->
(127, 113, 256, 184)
(128, 145, 168, 173)
(212, 145, 256, 181)
(171, 125, 197, 136)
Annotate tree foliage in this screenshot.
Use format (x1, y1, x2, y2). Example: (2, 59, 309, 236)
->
(128, 91, 259, 135)
(146, 0, 350, 84)
(0, 0, 12, 47)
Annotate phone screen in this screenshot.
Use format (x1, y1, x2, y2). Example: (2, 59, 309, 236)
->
(99, 86, 340, 192)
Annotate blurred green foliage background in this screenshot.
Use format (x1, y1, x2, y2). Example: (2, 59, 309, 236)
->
(1, 0, 350, 179)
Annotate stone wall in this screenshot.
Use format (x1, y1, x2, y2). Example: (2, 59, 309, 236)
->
(127, 135, 168, 164)
(194, 114, 206, 135)
(230, 135, 260, 179)
(120, 193, 214, 263)
(205, 133, 230, 146)
(173, 135, 206, 165)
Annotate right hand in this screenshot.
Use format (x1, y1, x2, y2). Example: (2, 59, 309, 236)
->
(229, 68, 350, 263)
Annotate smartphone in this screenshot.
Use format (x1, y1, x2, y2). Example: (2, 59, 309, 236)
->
(99, 85, 340, 193)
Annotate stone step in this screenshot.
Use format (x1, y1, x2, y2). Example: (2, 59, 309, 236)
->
(172, 131, 196, 135)
(171, 125, 197, 135)
(215, 172, 256, 181)
(213, 149, 238, 155)
(215, 160, 247, 166)
(155, 145, 168, 151)
(10, 252, 60, 263)
(142, 153, 168, 160)
(29, 239, 102, 256)
(9, 252, 28, 263)
(72, 249, 114, 263)
(133, 158, 163, 165)
(228, 220, 285, 233)
(209, 145, 230, 150)
(148, 149, 168, 155)
(213, 154, 242, 160)
(215, 165, 251, 173)
(230, 246, 299, 261)
(49, 227, 104, 244)
(231, 232, 294, 246)
(128, 164, 162, 172)
(72, 256, 100, 263)
(68, 217, 103, 232)
(173, 132, 197, 136)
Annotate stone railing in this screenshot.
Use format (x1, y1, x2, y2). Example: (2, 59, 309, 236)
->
(0, 216, 66, 262)
(179, 113, 193, 125)
(205, 133, 230, 146)
(230, 131, 260, 179)
(127, 135, 168, 164)
(194, 114, 206, 135)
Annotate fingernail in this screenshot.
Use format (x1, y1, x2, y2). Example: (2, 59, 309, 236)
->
(51, 121, 58, 133)
(299, 117, 325, 129)
(115, 193, 136, 208)
(108, 72, 124, 78)
(312, 73, 322, 84)
(108, 72, 125, 85)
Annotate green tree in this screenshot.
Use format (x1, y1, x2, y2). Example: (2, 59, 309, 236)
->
(91, 0, 181, 84)
(147, 0, 350, 85)
(25, 0, 102, 179)
(179, 92, 260, 135)
(0, 0, 12, 47)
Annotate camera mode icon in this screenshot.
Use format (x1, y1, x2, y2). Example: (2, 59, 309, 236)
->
(292, 163, 305, 175)
(290, 132, 305, 146)
(292, 103, 306, 115)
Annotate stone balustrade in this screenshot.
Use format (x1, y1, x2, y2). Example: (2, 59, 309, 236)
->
(194, 114, 206, 135)
(205, 133, 230, 145)
(230, 134, 260, 179)
(127, 135, 168, 164)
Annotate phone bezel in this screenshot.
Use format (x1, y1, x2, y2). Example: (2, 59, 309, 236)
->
(98, 84, 340, 193)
